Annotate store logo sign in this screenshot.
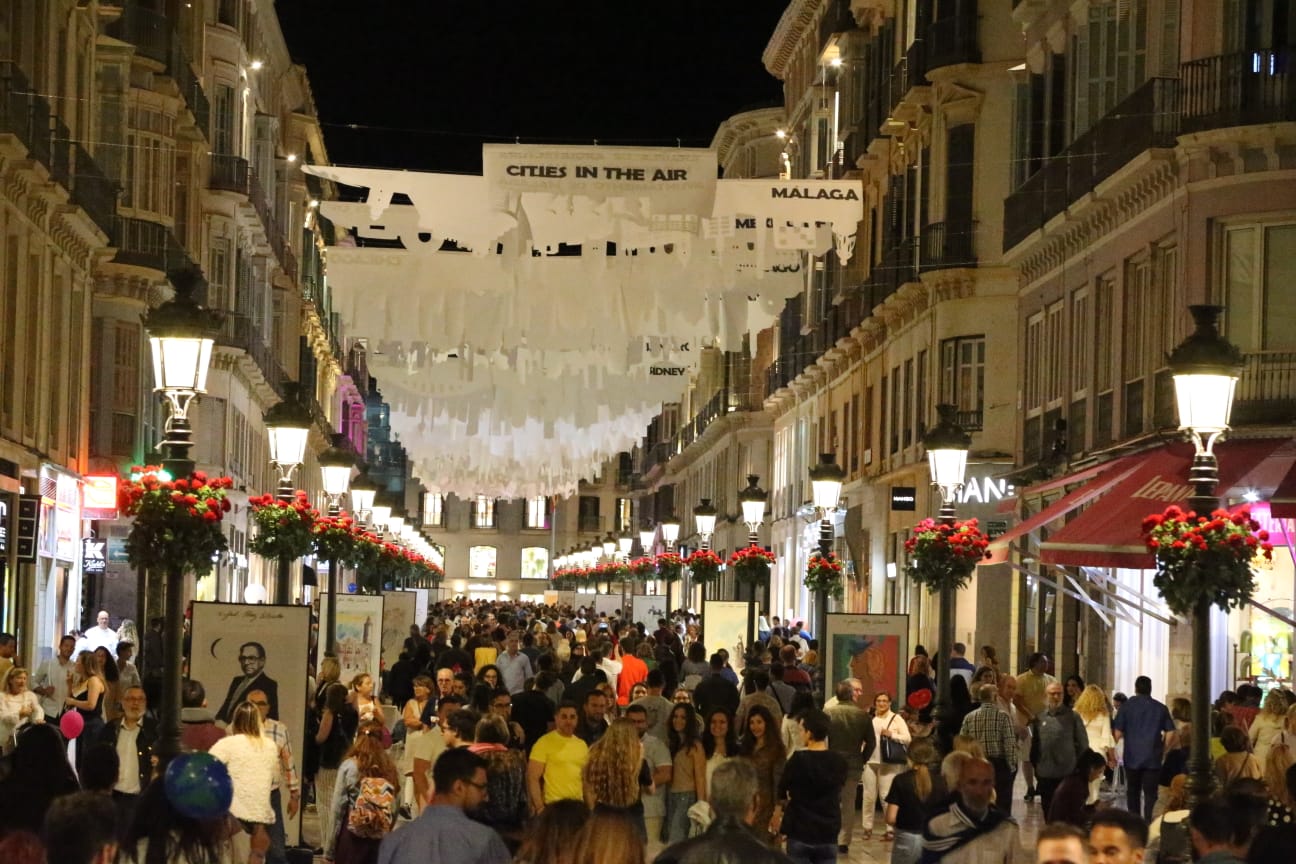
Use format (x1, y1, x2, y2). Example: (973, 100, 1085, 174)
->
(83, 538, 107, 575)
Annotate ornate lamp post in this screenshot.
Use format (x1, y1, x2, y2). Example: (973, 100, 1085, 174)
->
(318, 434, 354, 656)
(143, 268, 221, 760)
(349, 472, 378, 526)
(264, 386, 312, 502)
(739, 476, 768, 547)
(1170, 306, 1243, 807)
(661, 515, 681, 611)
(923, 404, 971, 724)
(808, 454, 845, 640)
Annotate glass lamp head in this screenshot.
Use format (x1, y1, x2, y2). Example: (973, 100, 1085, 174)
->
(809, 453, 845, 512)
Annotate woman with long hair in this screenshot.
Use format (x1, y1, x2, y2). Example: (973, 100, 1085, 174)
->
(979, 646, 1000, 675)
(583, 717, 650, 838)
(116, 774, 236, 864)
(348, 673, 383, 726)
(738, 704, 786, 842)
(572, 806, 645, 864)
(781, 690, 816, 757)
(884, 739, 945, 864)
(866, 691, 913, 841)
(680, 642, 709, 687)
(399, 675, 433, 812)
(1063, 675, 1086, 708)
(0, 724, 79, 836)
(665, 701, 707, 844)
(0, 667, 44, 751)
(1251, 689, 1290, 767)
(93, 645, 122, 722)
(468, 714, 529, 849)
(1216, 725, 1263, 787)
(325, 721, 399, 864)
(1073, 683, 1116, 805)
(64, 650, 107, 772)
(700, 707, 736, 791)
(315, 681, 359, 850)
(209, 701, 279, 862)
(515, 799, 590, 864)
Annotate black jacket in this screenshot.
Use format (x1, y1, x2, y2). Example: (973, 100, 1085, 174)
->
(654, 816, 795, 864)
(99, 716, 160, 791)
(693, 673, 739, 719)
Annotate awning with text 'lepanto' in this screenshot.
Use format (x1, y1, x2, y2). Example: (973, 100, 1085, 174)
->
(1039, 437, 1296, 569)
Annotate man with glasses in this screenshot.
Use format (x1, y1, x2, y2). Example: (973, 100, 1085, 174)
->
(215, 641, 278, 724)
(248, 688, 298, 864)
(489, 690, 526, 750)
(377, 748, 509, 864)
(98, 685, 156, 817)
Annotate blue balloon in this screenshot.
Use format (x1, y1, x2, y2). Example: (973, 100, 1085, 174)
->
(164, 752, 233, 820)
(347, 582, 357, 593)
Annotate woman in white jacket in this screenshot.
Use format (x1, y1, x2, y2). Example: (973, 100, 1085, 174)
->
(1073, 684, 1116, 805)
(863, 691, 911, 841)
(1249, 689, 1288, 768)
(0, 668, 44, 752)
(210, 701, 279, 863)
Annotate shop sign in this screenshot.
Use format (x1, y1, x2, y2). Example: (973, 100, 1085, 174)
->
(83, 476, 119, 520)
(16, 495, 38, 563)
(0, 493, 9, 556)
(82, 538, 107, 575)
(890, 487, 917, 511)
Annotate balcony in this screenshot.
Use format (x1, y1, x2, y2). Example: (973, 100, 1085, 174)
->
(951, 408, 984, 432)
(71, 144, 118, 236)
(112, 216, 193, 272)
(864, 236, 918, 308)
(1180, 50, 1296, 133)
(818, 0, 858, 53)
(926, 0, 980, 71)
(919, 221, 975, 272)
(1, 61, 53, 168)
(1232, 351, 1296, 426)
(105, 5, 211, 140)
(578, 514, 602, 534)
(210, 153, 298, 281)
(215, 314, 287, 399)
(1003, 78, 1178, 251)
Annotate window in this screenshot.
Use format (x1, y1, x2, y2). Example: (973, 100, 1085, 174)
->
(578, 495, 600, 534)
(125, 105, 175, 218)
(1024, 314, 1044, 412)
(1045, 301, 1064, 406)
(941, 336, 986, 419)
(521, 547, 549, 580)
(1222, 223, 1296, 351)
(1070, 289, 1091, 399)
(615, 498, 632, 533)
(423, 493, 443, 528)
(212, 84, 235, 156)
(525, 495, 549, 530)
(889, 364, 901, 454)
(1094, 274, 1116, 393)
(1072, 0, 1148, 137)
(1123, 256, 1152, 434)
(469, 546, 497, 580)
(471, 495, 496, 529)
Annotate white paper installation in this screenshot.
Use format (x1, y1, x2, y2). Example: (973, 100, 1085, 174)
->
(305, 146, 863, 498)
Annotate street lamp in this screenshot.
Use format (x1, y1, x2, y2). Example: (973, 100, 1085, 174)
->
(264, 385, 313, 502)
(1170, 305, 1243, 808)
(143, 267, 221, 762)
(660, 516, 681, 551)
(639, 527, 656, 556)
(923, 405, 971, 728)
(387, 511, 407, 537)
(808, 454, 845, 638)
(370, 492, 395, 531)
(601, 533, 618, 559)
(318, 434, 355, 654)
(617, 532, 633, 557)
(349, 472, 378, 525)
(693, 499, 718, 551)
(926, 404, 972, 525)
(739, 475, 768, 547)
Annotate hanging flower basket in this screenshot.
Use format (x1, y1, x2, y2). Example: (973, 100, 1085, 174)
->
(686, 549, 723, 585)
(597, 561, 630, 583)
(729, 546, 775, 584)
(118, 467, 233, 577)
(313, 514, 362, 567)
(628, 556, 657, 583)
(248, 491, 318, 561)
(805, 553, 845, 600)
(903, 517, 991, 593)
(1142, 504, 1272, 615)
(655, 552, 684, 583)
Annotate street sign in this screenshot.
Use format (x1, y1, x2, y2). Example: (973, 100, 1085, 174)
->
(83, 538, 107, 575)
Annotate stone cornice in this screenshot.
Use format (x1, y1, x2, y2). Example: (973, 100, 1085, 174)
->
(762, 0, 821, 79)
(711, 107, 786, 166)
(653, 409, 775, 489)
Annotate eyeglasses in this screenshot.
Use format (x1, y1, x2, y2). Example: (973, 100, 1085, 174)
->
(465, 780, 488, 790)
(238, 655, 262, 662)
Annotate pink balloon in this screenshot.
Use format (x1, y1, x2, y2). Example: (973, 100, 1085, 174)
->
(59, 710, 84, 740)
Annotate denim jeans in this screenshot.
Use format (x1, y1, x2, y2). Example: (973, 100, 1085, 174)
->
(664, 790, 697, 844)
(786, 838, 840, 864)
(266, 788, 287, 864)
(890, 830, 924, 864)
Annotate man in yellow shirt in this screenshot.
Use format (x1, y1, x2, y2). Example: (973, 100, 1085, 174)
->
(1015, 651, 1057, 803)
(526, 702, 588, 812)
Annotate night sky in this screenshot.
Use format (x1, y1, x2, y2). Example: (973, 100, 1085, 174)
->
(275, 1, 787, 174)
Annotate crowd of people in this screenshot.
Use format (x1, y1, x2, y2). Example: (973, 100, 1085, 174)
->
(0, 602, 1294, 864)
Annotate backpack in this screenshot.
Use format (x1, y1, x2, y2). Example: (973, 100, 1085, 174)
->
(346, 777, 396, 839)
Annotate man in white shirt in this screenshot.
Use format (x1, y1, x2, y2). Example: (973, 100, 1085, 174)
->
(34, 634, 76, 717)
(571, 643, 622, 698)
(100, 686, 157, 806)
(83, 611, 119, 655)
(249, 688, 299, 864)
(626, 703, 672, 860)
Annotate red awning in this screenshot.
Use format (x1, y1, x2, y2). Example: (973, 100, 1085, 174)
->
(1040, 437, 1296, 568)
(981, 456, 1142, 565)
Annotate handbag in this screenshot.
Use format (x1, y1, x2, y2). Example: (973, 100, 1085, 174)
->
(880, 714, 909, 764)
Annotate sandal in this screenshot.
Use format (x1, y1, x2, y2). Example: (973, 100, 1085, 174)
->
(884, 831, 894, 841)
(862, 830, 872, 841)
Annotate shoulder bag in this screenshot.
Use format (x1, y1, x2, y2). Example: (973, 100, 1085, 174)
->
(880, 714, 910, 764)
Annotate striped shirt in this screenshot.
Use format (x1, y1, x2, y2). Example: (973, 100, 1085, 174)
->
(262, 717, 300, 796)
(960, 702, 1019, 766)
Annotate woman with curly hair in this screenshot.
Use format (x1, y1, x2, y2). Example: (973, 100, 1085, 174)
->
(1074, 684, 1116, 804)
(737, 704, 785, 842)
(325, 720, 399, 863)
(516, 799, 590, 864)
(583, 718, 651, 836)
(572, 806, 645, 864)
(468, 714, 529, 849)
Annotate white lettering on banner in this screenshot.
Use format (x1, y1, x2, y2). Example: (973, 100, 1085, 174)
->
(959, 476, 1016, 505)
(1131, 475, 1195, 503)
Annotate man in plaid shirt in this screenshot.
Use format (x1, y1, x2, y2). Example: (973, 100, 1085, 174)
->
(249, 689, 300, 864)
(959, 683, 1018, 812)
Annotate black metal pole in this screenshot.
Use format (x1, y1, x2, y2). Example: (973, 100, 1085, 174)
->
(931, 501, 958, 731)
(159, 415, 196, 763)
(1186, 451, 1220, 807)
(274, 473, 295, 606)
(324, 499, 340, 658)
(815, 518, 832, 646)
